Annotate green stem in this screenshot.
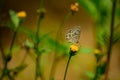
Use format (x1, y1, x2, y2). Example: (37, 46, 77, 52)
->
(0, 37, 5, 63)
(0, 26, 19, 80)
(63, 55, 72, 80)
(34, 0, 44, 80)
(0, 36, 6, 79)
(35, 0, 44, 47)
(35, 14, 42, 46)
(93, 65, 99, 80)
(35, 55, 44, 80)
(9, 27, 19, 56)
(93, 55, 101, 80)
(0, 60, 7, 80)
(35, 56, 39, 80)
(104, 0, 117, 80)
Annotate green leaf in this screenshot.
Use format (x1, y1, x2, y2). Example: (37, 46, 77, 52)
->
(77, 0, 98, 20)
(38, 32, 52, 43)
(78, 0, 112, 26)
(15, 64, 27, 71)
(24, 40, 34, 48)
(97, 28, 109, 46)
(47, 38, 69, 55)
(97, 25, 120, 46)
(99, 62, 106, 75)
(85, 71, 94, 80)
(79, 47, 93, 54)
(38, 45, 52, 54)
(9, 10, 20, 28)
(115, 5, 120, 18)
(6, 21, 16, 31)
(19, 26, 35, 42)
(112, 25, 120, 44)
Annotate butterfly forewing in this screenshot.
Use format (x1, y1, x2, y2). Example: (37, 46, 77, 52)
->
(65, 26, 80, 44)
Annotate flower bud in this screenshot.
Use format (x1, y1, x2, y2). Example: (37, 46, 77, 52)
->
(17, 11, 27, 18)
(70, 44, 79, 56)
(70, 2, 79, 13)
(37, 8, 46, 18)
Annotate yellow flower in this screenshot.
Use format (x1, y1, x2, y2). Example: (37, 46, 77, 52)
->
(94, 49, 101, 54)
(70, 2, 79, 12)
(70, 44, 79, 52)
(17, 11, 27, 18)
(74, 2, 79, 7)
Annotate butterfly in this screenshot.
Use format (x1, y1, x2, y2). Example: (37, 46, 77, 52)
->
(65, 26, 81, 44)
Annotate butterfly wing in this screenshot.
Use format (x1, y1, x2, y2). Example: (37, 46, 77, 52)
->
(65, 26, 80, 43)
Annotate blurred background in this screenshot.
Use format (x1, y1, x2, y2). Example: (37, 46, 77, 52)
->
(0, 0, 120, 80)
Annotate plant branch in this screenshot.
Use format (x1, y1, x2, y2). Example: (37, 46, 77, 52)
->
(35, 56, 40, 80)
(34, 0, 44, 80)
(9, 27, 19, 56)
(104, 0, 117, 80)
(93, 61, 99, 80)
(0, 37, 6, 62)
(0, 26, 19, 80)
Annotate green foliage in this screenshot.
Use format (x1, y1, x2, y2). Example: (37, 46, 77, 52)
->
(77, 0, 98, 20)
(9, 10, 20, 28)
(79, 47, 93, 54)
(6, 21, 16, 31)
(19, 26, 36, 41)
(77, 0, 120, 49)
(97, 28, 109, 46)
(113, 32, 120, 44)
(116, 4, 120, 18)
(98, 63, 106, 75)
(38, 32, 52, 44)
(47, 37, 70, 56)
(24, 40, 34, 48)
(97, 25, 120, 46)
(1, 0, 120, 80)
(85, 71, 95, 80)
(113, 24, 120, 44)
(36, 33, 54, 54)
(78, 0, 120, 47)
(78, 0, 112, 25)
(78, 0, 119, 80)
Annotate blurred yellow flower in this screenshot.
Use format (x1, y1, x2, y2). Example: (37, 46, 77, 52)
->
(17, 11, 27, 18)
(70, 44, 79, 52)
(74, 2, 79, 7)
(94, 49, 101, 54)
(70, 2, 79, 12)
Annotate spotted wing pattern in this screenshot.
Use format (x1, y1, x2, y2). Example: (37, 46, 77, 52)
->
(65, 26, 80, 43)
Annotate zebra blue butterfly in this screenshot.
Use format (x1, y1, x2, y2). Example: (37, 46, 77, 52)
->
(65, 26, 81, 44)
